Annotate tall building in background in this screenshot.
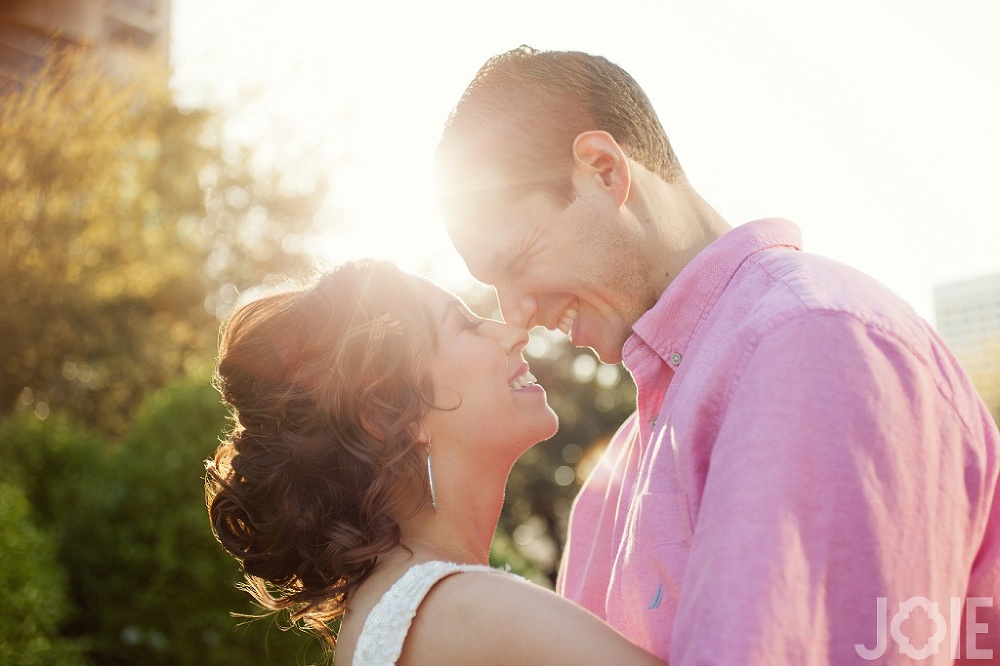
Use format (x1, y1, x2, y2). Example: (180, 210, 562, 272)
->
(934, 272, 1000, 414)
(0, 0, 171, 88)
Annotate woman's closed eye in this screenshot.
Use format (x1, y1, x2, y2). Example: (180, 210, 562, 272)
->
(443, 301, 485, 332)
(460, 313, 486, 330)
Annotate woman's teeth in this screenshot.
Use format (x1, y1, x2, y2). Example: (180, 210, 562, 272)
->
(509, 371, 537, 390)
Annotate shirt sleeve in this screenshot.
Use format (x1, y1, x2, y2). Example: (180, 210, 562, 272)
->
(669, 311, 998, 665)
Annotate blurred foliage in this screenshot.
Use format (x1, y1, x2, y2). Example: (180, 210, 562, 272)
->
(0, 48, 326, 434)
(0, 381, 320, 665)
(0, 481, 85, 666)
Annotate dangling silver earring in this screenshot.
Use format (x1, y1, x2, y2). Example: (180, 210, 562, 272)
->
(425, 441, 438, 512)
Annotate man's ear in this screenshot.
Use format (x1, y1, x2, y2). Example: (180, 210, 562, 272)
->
(571, 130, 631, 206)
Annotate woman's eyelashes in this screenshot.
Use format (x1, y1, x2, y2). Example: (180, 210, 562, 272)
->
(443, 300, 486, 332)
(461, 312, 485, 330)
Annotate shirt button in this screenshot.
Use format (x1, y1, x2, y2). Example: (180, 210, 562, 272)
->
(670, 352, 683, 366)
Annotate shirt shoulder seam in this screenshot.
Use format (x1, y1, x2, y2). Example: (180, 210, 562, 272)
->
(721, 305, 977, 438)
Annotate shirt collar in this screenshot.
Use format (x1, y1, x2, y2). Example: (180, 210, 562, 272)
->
(623, 218, 803, 371)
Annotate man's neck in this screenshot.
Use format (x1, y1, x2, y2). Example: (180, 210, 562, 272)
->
(633, 170, 732, 297)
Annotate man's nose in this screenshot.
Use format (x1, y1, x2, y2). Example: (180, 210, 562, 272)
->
(496, 287, 537, 330)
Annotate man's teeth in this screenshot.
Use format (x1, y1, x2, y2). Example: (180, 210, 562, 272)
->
(557, 306, 578, 335)
(509, 371, 537, 390)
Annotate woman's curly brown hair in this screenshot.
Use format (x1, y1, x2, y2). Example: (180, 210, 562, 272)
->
(204, 259, 439, 653)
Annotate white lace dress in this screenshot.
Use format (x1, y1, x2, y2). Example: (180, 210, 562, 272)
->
(352, 560, 518, 665)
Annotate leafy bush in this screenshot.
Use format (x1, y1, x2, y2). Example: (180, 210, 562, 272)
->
(0, 382, 321, 665)
(0, 481, 84, 666)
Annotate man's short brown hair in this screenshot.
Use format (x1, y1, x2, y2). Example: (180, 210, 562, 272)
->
(436, 45, 683, 205)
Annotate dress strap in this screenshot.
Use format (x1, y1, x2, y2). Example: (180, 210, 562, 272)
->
(353, 560, 516, 665)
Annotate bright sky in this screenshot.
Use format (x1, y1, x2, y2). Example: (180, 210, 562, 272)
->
(170, 0, 1000, 325)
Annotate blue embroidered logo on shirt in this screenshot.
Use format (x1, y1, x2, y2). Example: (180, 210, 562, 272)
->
(649, 582, 663, 609)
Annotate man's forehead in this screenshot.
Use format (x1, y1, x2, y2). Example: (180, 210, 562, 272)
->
(438, 156, 566, 207)
(442, 194, 524, 286)
(438, 164, 518, 213)
(445, 209, 507, 278)
(440, 166, 521, 236)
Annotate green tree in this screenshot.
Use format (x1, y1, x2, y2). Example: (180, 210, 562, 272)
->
(0, 481, 85, 666)
(63, 379, 318, 665)
(0, 383, 320, 665)
(0, 49, 327, 434)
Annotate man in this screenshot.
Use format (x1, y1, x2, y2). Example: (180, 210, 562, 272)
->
(435, 46, 1000, 663)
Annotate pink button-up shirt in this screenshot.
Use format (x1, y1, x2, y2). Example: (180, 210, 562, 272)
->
(557, 219, 1000, 664)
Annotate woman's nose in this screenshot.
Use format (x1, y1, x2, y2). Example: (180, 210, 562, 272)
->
(491, 319, 529, 354)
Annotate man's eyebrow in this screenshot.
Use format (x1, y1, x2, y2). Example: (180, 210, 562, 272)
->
(460, 241, 503, 287)
(482, 234, 526, 285)
(482, 247, 507, 284)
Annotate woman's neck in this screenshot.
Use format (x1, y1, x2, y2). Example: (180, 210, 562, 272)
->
(395, 462, 510, 566)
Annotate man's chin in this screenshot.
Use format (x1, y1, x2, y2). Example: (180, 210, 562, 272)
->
(575, 339, 624, 365)
(595, 349, 624, 365)
(570, 320, 630, 365)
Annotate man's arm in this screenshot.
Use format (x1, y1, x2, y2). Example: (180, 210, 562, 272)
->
(671, 311, 994, 664)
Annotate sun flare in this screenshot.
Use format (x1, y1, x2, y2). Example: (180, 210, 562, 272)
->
(309, 161, 474, 293)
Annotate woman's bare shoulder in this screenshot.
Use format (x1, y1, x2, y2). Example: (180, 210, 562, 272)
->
(398, 570, 666, 666)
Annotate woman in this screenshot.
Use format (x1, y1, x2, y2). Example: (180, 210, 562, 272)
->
(205, 259, 665, 665)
